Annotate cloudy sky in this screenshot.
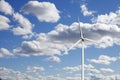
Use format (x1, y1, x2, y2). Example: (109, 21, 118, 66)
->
(0, 0, 120, 80)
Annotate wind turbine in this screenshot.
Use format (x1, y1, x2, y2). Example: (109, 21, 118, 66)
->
(65, 17, 96, 80)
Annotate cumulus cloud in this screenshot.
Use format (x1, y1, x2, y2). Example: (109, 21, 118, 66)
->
(0, 15, 10, 30)
(21, 1, 60, 23)
(13, 22, 120, 56)
(80, 4, 95, 16)
(100, 68, 114, 73)
(92, 9, 120, 25)
(0, 0, 13, 15)
(0, 48, 13, 58)
(0, 67, 120, 80)
(13, 39, 62, 56)
(62, 64, 115, 76)
(66, 76, 81, 80)
(63, 65, 80, 73)
(12, 13, 34, 38)
(0, 67, 45, 80)
(26, 66, 45, 73)
(63, 64, 96, 73)
(89, 74, 120, 80)
(0, 0, 34, 39)
(88, 55, 117, 65)
(85, 64, 100, 74)
(47, 75, 65, 80)
(46, 56, 61, 63)
(13, 8, 120, 56)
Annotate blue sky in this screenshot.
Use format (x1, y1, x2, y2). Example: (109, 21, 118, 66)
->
(0, 0, 120, 80)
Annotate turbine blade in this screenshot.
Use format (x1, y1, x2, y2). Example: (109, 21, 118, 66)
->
(64, 50, 68, 55)
(65, 39, 81, 54)
(84, 38, 98, 43)
(78, 17, 83, 38)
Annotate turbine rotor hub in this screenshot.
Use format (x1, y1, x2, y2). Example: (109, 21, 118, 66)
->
(81, 38, 84, 42)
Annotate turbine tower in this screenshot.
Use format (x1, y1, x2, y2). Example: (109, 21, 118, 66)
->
(65, 17, 96, 80)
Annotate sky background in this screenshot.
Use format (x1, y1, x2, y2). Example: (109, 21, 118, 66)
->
(0, 0, 120, 80)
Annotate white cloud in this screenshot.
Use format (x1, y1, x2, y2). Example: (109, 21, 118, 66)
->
(26, 66, 45, 73)
(0, 0, 13, 15)
(0, 15, 10, 30)
(0, 67, 120, 80)
(85, 64, 100, 74)
(63, 64, 95, 73)
(13, 8, 120, 56)
(84, 64, 94, 69)
(47, 75, 65, 80)
(13, 21, 120, 56)
(13, 40, 61, 56)
(89, 74, 120, 80)
(66, 76, 81, 80)
(0, 48, 13, 58)
(0, 67, 45, 80)
(12, 13, 34, 38)
(46, 56, 61, 63)
(80, 4, 95, 16)
(92, 9, 120, 25)
(88, 55, 117, 65)
(96, 36, 114, 48)
(100, 68, 114, 73)
(90, 69, 101, 74)
(63, 65, 80, 73)
(21, 1, 60, 23)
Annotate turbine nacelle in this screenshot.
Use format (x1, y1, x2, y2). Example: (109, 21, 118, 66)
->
(81, 38, 85, 42)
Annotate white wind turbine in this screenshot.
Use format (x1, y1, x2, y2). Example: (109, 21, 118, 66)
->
(65, 17, 96, 80)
